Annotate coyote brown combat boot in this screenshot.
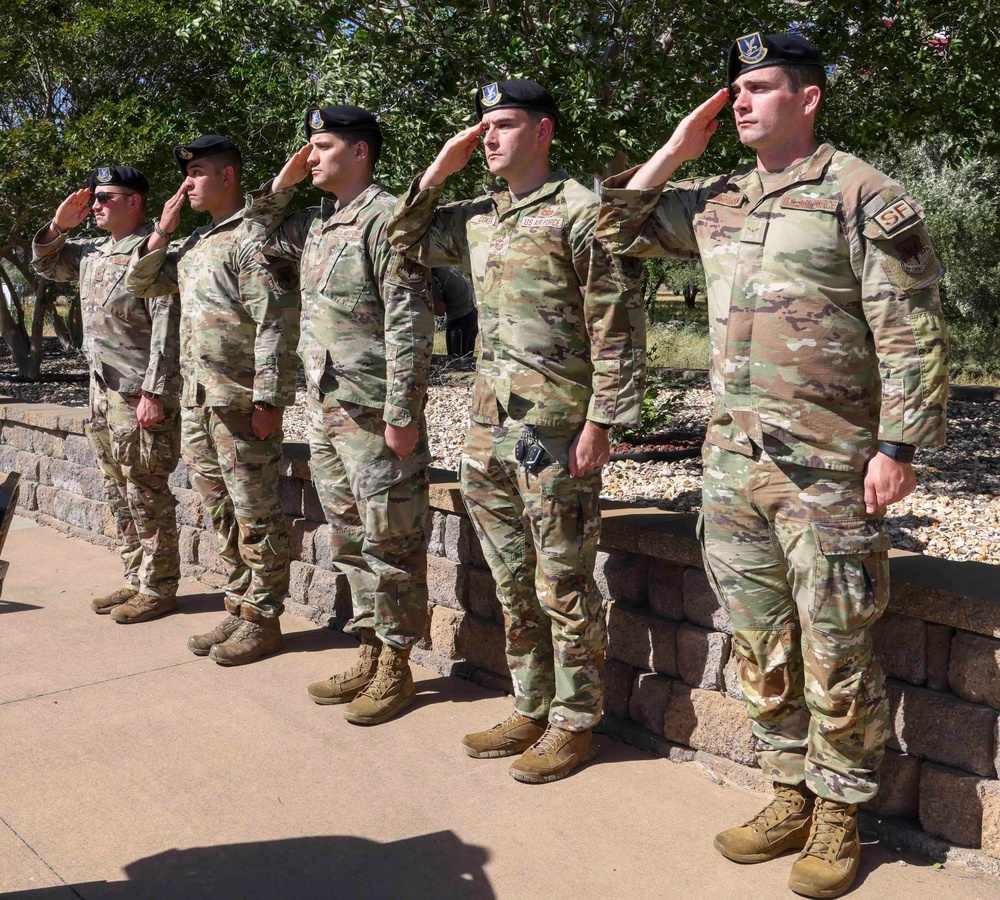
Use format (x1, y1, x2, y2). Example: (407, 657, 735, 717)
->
(307, 628, 382, 705)
(508, 724, 599, 784)
(461, 710, 547, 759)
(91, 587, 138, 615)
(714, 783, 814, 864)
(208, 604, 283, 666)
(187, 598, 242, 656)
(787, 798, 860, 899)
(110, 592, 178, 624)
(343, 645, 415, 725)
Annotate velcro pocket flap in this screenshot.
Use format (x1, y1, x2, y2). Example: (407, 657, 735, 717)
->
(813, 518, 891, 556)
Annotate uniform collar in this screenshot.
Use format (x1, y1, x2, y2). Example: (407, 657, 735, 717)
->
(104, 223, 153, 255)
(492, 170, 567, 217)
(320, 181, 384, 225)
(730, 142, 836, 204)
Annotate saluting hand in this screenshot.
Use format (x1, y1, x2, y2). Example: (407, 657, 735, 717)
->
(51, 188, 92, 234)
(147, 182, 190, 251)
(626, 88, 730, 190)
(665, 88, 730, 163)
(420, 123, 484, 190)
(273, 144, 313, 192)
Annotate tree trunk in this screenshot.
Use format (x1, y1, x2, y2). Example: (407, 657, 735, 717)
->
(27, 278, 46, 379)
(0, 265, 33, 376)
(683, 286, 697, 308)
(67, 294, 83, 348)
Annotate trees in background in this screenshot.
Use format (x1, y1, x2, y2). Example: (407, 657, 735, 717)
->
(3, 1, 1000, 376)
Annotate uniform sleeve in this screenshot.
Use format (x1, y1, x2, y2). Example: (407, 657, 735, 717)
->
(597, 167, 701, 259)
(31, 228, 88, 282)
(371, 217, 435, 427)
(236, 238, 300, 408)
(386, 176, 469, 267)
(858, 192, 948, 447)
(243, 181, 310, 261)
(125, 237, 180, 297)
(142, 293, 181, 398)
(571, 208, 647, 427)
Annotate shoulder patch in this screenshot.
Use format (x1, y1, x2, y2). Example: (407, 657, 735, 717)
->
(896, 235, 934, 274)
(780, 196, 840, 213)
(872, 197, 920, 236)
(388, 254, 426, 289)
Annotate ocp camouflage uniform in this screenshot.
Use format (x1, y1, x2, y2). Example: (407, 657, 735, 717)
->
(388, 172, 646, 731)
(599, 143, 948, 802)
(245, 181, 434, 648)
(125, 210, 299, 615)
(32, 223, 181, 600)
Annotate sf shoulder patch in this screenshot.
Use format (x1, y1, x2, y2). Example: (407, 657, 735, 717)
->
(873, 197, 920, 236)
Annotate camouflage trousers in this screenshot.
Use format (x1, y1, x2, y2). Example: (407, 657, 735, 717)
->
(460, 419, 604, 732)
(181, 406, 289, 615)
(700, 443, 891, 804)
(308, 397, 429, 649)
(85, 379, 180, 600)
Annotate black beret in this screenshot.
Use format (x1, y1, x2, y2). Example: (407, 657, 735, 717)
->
(728, 32, 825, 85)
(305, 105, 381, 139)
(89, 165, 149, 194)
(173, 135, 241, 174)
(474, 79, 559, 123)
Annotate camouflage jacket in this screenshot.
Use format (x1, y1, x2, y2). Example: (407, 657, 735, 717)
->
(599, 143, 948, 470)
(387, 171, 646, 429)
(244, 181, 433, 427)
(125, 209, 299, 411)
(31, 224, 179, 397)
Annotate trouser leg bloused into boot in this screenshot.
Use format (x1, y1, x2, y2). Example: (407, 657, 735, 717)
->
(307, 628, 382, 705)
(714, 783, 814, 863)
(343, 645, 416, 725)
(188, 597, 243, 656)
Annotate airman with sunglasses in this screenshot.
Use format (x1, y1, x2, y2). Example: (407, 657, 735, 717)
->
(32, 166, 182, 623)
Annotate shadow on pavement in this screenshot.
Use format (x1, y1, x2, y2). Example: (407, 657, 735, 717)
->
(0, 600, 42, 615)
(7, 831, 494, 899)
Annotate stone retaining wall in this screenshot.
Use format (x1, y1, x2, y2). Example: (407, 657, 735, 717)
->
(5, 399, 1000, 874)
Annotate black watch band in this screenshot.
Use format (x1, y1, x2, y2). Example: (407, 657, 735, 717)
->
(878, 441, 916, 464)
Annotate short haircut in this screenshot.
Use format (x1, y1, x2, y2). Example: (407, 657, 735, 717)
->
(200, 149, 242, 180)
(336, 128, 383, 169)
(784, 64, 826, 107)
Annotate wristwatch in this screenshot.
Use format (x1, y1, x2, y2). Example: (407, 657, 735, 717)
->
(50, 219, 68, 237)
(153, 221, 174, 240)
(141, 391, 159, 401)
(878, 441, 916, 464)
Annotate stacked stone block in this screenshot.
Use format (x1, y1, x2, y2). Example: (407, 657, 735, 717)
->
(5, 398, 1000, 865)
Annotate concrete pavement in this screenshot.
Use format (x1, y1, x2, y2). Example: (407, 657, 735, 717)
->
(1, 519, 997, 899)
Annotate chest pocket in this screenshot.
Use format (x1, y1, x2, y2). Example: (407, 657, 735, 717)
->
(319, 241, 367, 311)
(95, 256, 144, 322)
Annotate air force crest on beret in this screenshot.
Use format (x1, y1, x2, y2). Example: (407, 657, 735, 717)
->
(737, 32, 768, 65)
(309, 109, 323, 130)
(481, 83, 502, 107)
(177, 148, 193, 160)
(96, 167, 112, 183)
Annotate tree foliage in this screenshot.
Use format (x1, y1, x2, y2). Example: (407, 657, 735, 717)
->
(4, 1, 1000, 376)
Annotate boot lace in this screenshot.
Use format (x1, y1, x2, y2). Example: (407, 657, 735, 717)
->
(802, 800, 852, 859)
(531, 725, 567, 757)
(489, 710, 527, 734)
(744, 787, 801, 830)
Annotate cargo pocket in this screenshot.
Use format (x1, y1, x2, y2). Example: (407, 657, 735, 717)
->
(109, 422, 141, 470)
(537, 469, 600, 560)
(811, 518, 890, 635)
(358, 452, 429, 544)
